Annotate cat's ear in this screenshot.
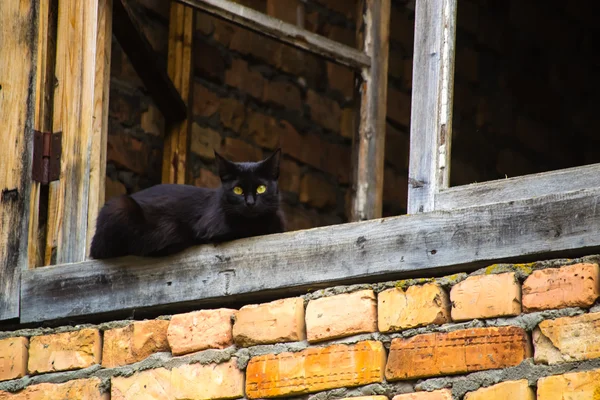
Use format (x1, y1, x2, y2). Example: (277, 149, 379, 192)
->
(215, 151, 238, 181)
(258, 148, 281, 180)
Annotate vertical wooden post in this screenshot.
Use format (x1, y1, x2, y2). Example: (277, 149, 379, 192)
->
(351, 0, 391, 221)
(162, 2, 194, 184)
(0, 0, 37, 320)
(407, 0, 457, 214)
(44, 0, 113, 264)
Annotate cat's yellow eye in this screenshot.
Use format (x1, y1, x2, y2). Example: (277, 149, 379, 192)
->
(233, 186, 244, 195)
(256, 185, 267, 194)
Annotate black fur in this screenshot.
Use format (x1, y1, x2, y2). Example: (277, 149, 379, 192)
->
(90, 149, 285, 259)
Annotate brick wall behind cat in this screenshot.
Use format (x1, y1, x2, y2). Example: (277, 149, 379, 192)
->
(105, 0, 599, 230)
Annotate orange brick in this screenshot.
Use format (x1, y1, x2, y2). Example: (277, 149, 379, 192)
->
(533, 312, 600, 365)
(306, 89, 341, 132)
(233, 297, 305, 347)
(341, 397, 388, 400)
(0, 337, 28, 382)
(190, 123, 221, 161)
(464, 380, 534, 400)
(299, 172, 337, 209)
(392, 390, 452, 400)
(167, 309, 236, 356)
(27, 329, 101, 374)
(246, 341, 386, 398)
(0, 378, 106, 400)
(305, 290, 377, 343)
(102, 320, 169, 368)
(385, 326, 531, 381)
(450, 273, 521, 321)
(111, 359, 243, 400)
(378, 284, 451, 333)
(537, 369, 600, 399)
(522, 263, 600, 312)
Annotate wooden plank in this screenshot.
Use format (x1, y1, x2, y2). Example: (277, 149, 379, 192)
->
(435, 163, 600, 211)
(48, 0, 112, 264)
(87, 0, 113, 253)
(112, 0, 186, 122)
(350, 0, 391, 221)
(407, 0, 457, 213)
(0, 0, 37, 320)
(162, 1, 194, 184)
(174, 0, 371, 70)
(21, 187, 600, 323)
(29, 0, 59, 268)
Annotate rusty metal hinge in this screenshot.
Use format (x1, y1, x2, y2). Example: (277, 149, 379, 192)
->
(32, 130, 62, 185)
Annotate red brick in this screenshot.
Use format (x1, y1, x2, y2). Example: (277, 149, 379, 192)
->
(317, 0, 356, 20)
(267, 0, 301, 24)
(274, 46, 323, 86)
(378, 284, 451, 333)
(392, 391, 452, 400)
(219, 97, 246, 131)
(233, 297, 306, 347)
(212, 18, 238, 47)
(299, 172, 337, 209)
(140, 104, 164, 136)
(281, 203, 318, 231)
(533, 312, 600, 365)
(195, 11, 214, 36)
(246, 341, 386, 398)
(230, 29, 280, 65)
(341, 107, 355, 139)
(537, 369, 600, 399)
(390, 7, 414, 51)
(323, 142, 351, 184)
(385, 326, 531, 380)
(244, 112, 281, 150)
(28, 329, 101, 375)
(102, 320, 169, 368)
(450, 272, 522, 321)
(263, 80, 302, 112)
(0, 337, 28, 382)
(306, 90, 342, 132)
(194, 168, 221, 189)
(105, 177, 126, 201)
(387, 87, 411, 127)
(279, 159, 301, 194)
(111, 359, 244, 400)
(191, 123, 221, 160)
(225, 58, 265, 98)
(0, 378, 106, 400)
(193, 83, 220, 117)
(455, 47, 479, 83)
(305, 290, 377, 343)
(194, 41, 226, 82)
(327, 63, 355, 99)
(223, 138, 263, 162)
(383, 168, 408, 210)
(385, 123, 409, 170)
(167, 309, 236, 356)
(522, 263, 600, 312)
(107, 134, 150, 175)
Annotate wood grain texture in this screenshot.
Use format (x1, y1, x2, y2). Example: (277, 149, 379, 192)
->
(0, 0, 37, 320)
(45, 0, 111, 264)
(175, 0, 370, 69)
(112, 0, 185, 122)
(350, 0, 391, 221)
(21, 187, 600, 323)
(407, 0, 457, 213)
(162, 1, 194, 184)
(436, 163, 600, 211)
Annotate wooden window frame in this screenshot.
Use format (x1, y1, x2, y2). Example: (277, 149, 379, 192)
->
(3, 0, 600, 325)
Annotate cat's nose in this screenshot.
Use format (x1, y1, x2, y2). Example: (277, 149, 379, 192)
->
(246, 197, 255, 207)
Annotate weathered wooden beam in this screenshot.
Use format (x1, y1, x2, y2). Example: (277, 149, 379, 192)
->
(350, 0, 391, 221)
(0, 0, 37, 320)
(407, 0, 457, 213)
(112, 0, 186, 122)
(21, 187, 600, 323)
(175, 0, 371, 70)
(435, 163, 600, 211)
(162, 1, 194, 184)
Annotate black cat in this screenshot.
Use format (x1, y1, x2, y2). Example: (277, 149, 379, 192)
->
(89, 149, 285, 259)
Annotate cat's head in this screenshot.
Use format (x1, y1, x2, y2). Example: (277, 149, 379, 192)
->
(215, 149, 281, 217)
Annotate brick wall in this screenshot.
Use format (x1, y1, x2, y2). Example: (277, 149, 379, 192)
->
(3, 255, 600, 398)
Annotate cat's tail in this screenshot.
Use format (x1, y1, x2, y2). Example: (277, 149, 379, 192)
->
(89, 195, 146, 259)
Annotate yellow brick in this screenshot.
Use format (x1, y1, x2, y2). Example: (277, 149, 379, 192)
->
(392, 390, 452, 400)
(102, 320, 169, 368)
(111, 359, 244, 400)
(27, 329, 101, 374)
(233, 297, 305, 347)
(167, 309, 236, 356)
(464, 380, 534, 400)
(0, 378, 106, 400)
(0, 337, 28, 382)
(537, 369, 600, 399)
(534, 312, 600, 364)
(450, 273, 521, 321)
(378, 284, 451, 332)
(246, 341, 386, 398)
(305, 290, 377, 343)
